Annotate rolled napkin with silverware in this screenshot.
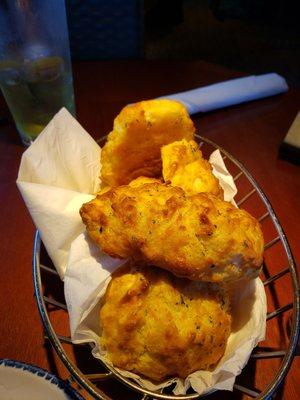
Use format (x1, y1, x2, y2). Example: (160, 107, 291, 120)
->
(159, 73, 288, 114)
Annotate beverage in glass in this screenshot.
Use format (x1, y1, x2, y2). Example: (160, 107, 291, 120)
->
(0, 0, 75, 146)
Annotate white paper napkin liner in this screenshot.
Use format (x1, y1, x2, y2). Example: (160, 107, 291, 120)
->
(209, 151, 238, 204)
(17, 108, 101, 278)
(17, 108, 101, 193)
(16, 183, 94, 279)
(65, 232, 126, 335)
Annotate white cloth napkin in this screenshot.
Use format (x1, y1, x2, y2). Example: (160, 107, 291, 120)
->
(160, 73, 288, 114)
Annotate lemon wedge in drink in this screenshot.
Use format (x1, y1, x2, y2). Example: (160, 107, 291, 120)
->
(21, 122, 45, 138)
(24, 56, 64, 82)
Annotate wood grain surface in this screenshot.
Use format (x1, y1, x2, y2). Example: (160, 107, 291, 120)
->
(0, 60, 299, 399)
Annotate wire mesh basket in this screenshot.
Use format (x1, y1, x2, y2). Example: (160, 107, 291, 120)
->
(33, 134, 300, 399)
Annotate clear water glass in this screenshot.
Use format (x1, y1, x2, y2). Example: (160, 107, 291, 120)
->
(0, 0, 75, 146)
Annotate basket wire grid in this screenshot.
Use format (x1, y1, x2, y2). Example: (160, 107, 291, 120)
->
(33, 135, 300, 400)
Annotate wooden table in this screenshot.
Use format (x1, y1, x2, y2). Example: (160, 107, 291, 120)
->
(0, 60, 299, 399)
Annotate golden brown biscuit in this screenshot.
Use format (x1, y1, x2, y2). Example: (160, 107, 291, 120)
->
(128, 176, 162, 188)
(80, 181, 264, 282)
(100, 99, 195, 187)
(100, 263, 231, 381)
(161, 139, 223, 198)
(97, 177, 160, 196)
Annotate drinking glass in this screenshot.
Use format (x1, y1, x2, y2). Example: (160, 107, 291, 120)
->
(0, 0, 75, 146)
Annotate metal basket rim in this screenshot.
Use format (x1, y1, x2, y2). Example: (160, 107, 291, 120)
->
(32, 134, 300, 400)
